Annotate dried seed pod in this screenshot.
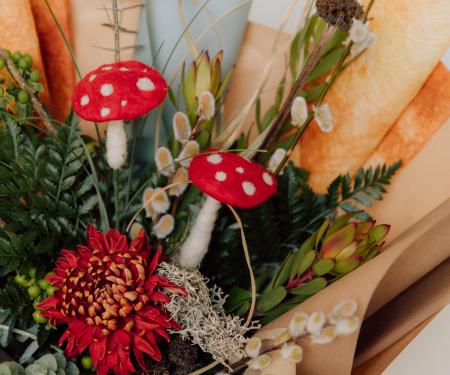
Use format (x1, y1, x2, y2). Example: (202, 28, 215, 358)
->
(315, 0, 363, 31)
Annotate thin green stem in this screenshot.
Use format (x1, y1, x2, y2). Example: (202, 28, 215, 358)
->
(44, 0, 82, 79)
(125, 119, 145, 205)
(113, 169, 120, 229)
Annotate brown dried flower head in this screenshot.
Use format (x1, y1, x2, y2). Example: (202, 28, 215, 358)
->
(315, 0, 364, 31)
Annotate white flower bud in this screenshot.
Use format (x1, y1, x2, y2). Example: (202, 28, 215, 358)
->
(307, 312, 326, 334)
(349, 19, 370, 43)
(106, 121, 127, 169)
(313, 104, 334, 133)
(268, 148, 287, 173)
(150, 188, 170, 214)
(280, 344, 303, 364)
(169, 168, 189, 197)
(129, 222, 144, 240)
(347, 19, 376, 57)
(143, 187, 155, 218)
(329, 299, 358, 324)
(336, 316, 360, 336)
(289, 312, 308, 338)
(197, 91, 215, 120)
(248, 354, 272, 370)
(155, 147, 175, 176)
(310, 326, 337, 345)
(173, 111, 192, 143)
(152, 214, 175, 239)
(178, 140, 200, 168)
(245, 337, 262, 359)
(291, 96, 308, 126)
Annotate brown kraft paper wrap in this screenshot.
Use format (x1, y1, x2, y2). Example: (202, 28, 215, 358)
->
(30, 0, 75, 122)
(298, 0, 450, 192)
(253, 198, 450, 374)
(365, 62, 450, 169)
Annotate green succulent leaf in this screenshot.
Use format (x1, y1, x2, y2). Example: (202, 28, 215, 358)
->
(321, 224, 356, 259)
(369, 224, 391, 243)
(289, 277, 327, 296)
(295, 250, 316, 278)
(257, 286, 287, 313)
(313, 259, 335, 276)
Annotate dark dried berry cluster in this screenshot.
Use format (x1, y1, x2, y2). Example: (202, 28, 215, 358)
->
(145, 336, 200, 375)
(316, 0, 364, 31)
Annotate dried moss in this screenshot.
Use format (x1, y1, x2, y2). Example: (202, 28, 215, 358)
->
(158, 262, 259, 366)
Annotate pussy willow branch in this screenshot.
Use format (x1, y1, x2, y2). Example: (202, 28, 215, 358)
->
(0, 47, 56, 137)
(112, 0, 121, 62)
(257, 25, 336, 156)
(111, 0, 120, 229)
(274, 0, 377, 175)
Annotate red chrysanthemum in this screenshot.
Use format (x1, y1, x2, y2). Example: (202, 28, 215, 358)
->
(38, 225, 186, 375)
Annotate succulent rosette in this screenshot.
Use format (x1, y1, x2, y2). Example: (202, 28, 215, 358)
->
(38, 225, 186, 375)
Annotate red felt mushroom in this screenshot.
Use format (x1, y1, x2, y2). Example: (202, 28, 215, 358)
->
(178, 150, 277, 269)
(72, 61, 167, 169)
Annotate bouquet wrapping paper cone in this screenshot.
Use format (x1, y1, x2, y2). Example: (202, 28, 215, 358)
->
(299, 0, 450, 192)
(30, 0, 75, 122)
(354, 257, 450, 372)
(365, 62, 450, 169)
(255, 197, 450, 375)
(0, 0, 51, 106)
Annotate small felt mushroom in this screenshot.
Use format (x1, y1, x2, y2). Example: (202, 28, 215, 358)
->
(178, 150, 277, 269)
(73, 61, 167, 169)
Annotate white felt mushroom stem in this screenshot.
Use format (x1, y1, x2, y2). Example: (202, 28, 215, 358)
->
(178, 195, 222, 269)
(106, 120, 127, 169)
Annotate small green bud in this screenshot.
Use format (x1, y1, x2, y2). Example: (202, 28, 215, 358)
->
(0, 58, 4, 70)
(46, 286, 59, 296)
(0, 87, 4, 97)
(11, 51, 22, 64)
(28, 267, 37, 279)
(7, 82, 15, 92)
(81, 356, 93, 370)
(29, 70, 40, 82)
(17, 90, 30, 104)
(37, 279, 50, 290)
(23, 54, 33, 69)
(27, 285, 41, 300)
(14, 274, 28, 287)
(32, 310, 47, 324)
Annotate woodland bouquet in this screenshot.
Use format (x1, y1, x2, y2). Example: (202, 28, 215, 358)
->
(0, 0, 448, 374)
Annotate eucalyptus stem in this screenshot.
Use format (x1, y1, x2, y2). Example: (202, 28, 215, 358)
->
(0, 47, 56, 137)
(0, 325, 37, 341)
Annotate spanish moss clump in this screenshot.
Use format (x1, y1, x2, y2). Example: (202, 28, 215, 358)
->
(315, 0, 363, 31)
(157, 262, 259, 366)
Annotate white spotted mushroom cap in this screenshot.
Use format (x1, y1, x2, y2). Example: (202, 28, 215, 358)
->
(188, 149, 277, 209)
(72, 61, 167, 122)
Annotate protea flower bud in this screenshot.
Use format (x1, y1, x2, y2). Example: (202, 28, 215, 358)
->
(182, 51, 230, 121)
(319, 217, 390, 274)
